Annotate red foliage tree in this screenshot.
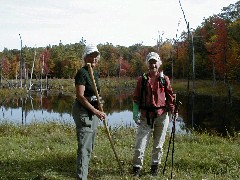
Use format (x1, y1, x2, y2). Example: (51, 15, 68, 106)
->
(201, 16, 230, 82)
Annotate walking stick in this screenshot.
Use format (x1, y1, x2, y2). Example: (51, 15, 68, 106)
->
(87, 63, 123, 173)
(163, 96, 182, 179)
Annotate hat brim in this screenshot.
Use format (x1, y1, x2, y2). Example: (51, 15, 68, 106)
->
(87, 51, 100, 55)
(147, 57, 159, 61)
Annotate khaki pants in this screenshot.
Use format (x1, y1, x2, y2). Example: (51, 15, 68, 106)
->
(72, 101, 99, 180)
(133, 112, 169, 168)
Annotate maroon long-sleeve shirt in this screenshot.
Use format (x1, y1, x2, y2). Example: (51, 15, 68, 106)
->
(133, 72, 175, 119)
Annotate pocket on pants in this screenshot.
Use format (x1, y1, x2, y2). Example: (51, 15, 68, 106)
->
(72, 104, 92, 129)
(80, 114, 92, 128)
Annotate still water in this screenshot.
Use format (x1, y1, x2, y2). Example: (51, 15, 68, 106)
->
(1, 90, 239, 136)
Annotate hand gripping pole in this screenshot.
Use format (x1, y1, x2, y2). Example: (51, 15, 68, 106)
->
(87, 63, 123, 173)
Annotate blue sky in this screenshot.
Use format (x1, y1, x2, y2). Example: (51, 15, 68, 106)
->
(0, 0, 237, 51)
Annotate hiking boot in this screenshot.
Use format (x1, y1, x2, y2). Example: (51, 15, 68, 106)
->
(151, 165, 158, 176)
(133, 166, 140, 177)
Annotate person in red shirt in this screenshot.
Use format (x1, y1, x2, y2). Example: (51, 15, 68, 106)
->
(132, 52, 177, 176)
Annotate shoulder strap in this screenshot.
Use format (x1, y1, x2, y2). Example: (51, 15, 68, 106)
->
(159, 75, 169, 103)
(140, 73, 148, 108)
(159, 75, 166, 87)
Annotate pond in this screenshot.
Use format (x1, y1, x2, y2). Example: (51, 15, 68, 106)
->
(0, 89, 239, 136)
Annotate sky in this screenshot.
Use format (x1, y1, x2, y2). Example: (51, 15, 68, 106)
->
(0, 0, 237, 51)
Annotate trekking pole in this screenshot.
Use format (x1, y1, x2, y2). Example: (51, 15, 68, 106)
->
(170, 112, 176, 179)
(163, 115, 174, 176)
(87, 63, 123, 173)
(163, 97, 182, 179)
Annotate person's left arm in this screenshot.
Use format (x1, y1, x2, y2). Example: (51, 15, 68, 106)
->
(164, 76, 176, 113)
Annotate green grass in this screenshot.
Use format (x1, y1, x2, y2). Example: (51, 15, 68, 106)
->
(171, 79, 240, 99)
(1, 78, 240, 99)
(0, 122, 239, 179)
(0, 88, 26, 98)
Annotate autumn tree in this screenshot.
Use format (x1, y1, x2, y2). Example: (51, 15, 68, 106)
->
(98, 43, 119, 78)
(173, 38, 188, 78)
(220, 1, 240, 22)
(226, 18, 240, 81)
(201, 16, 230, 85)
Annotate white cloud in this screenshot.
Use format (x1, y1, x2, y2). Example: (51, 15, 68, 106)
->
(0, 0, 237, 50)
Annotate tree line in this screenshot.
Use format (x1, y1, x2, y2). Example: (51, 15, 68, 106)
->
(0, 1, 239, 86)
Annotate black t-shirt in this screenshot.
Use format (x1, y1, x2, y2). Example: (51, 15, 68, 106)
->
(74, 65, 100, 97)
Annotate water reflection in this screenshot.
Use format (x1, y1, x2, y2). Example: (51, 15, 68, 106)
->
(177, 93, 240, 136)
(1, 90, 239, 136)
(0, 94, 73, 124)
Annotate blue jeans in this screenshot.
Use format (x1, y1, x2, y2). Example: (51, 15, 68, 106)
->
(72, 101, 99, 180)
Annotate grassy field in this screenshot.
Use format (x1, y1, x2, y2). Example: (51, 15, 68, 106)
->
(1, 78, 240, 99)
(0, 122, 239, 179)
(0, 78, 240, 179)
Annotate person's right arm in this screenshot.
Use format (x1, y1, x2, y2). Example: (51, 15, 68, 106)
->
(133, 77, 142, 124)
(76, 84, 105, 120)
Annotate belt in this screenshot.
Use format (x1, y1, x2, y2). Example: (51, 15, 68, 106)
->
(141, 106, 166, 129)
